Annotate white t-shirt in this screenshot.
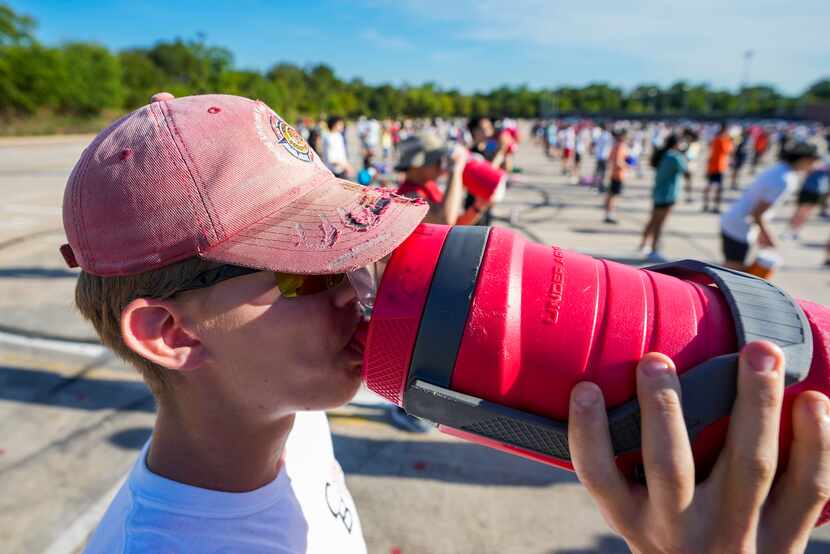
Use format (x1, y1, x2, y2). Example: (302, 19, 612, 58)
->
(365, 119, 381, 148)
(721, 162, 799, 243)
(575, 128, 590, 154)
(323, 132, 349, 173)
(594, 131, 612, 161)
(562, 127, 576, 150)
(83, 411, 366, 554)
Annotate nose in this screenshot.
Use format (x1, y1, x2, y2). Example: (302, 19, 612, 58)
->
(331, 277, 357, 310)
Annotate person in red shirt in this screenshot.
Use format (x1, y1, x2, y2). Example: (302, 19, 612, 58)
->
(703, 124, 734, 213)
(396, 132, 487, 226)
(752, 128, 770, 174)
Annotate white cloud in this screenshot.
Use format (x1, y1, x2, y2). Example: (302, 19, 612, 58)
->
(389, 0, 830, 93)
(360, 29, 413, 49)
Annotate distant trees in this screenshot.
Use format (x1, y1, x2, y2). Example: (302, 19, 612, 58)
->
(804, 80, 830, 102)
(0, 3, 827, 124)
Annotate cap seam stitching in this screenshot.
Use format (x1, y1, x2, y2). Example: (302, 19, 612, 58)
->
(153, 101, 218, 247)
(73, 138, 101, 269)
(159, 101, 225, 242)
(202, 170, 333, 256)
(148, 103, 207, 248)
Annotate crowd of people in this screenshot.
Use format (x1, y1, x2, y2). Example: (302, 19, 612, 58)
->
(302, 113, 829, 277)
(532, 118, 829, 270)
(296, 114, 519, 226)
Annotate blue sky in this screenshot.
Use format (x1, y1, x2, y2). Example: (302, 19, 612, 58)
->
(12, 0, 830, 95)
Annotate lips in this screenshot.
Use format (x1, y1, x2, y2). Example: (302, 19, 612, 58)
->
(348, 321, 368, 354)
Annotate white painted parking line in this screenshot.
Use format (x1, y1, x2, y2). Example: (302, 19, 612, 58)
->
(3, 204, 62, 216)
(0, 328, 108, 358)
(0, 217, 35, 228)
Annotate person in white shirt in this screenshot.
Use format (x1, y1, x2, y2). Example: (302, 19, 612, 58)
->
(720, 142, 819, 270)
(574, 125, 591, 183)
(560, 125, 576, 175)
(323, 115, 353, 178)
(592, 124, 613, 192)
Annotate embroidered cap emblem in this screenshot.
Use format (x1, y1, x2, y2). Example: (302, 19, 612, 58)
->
(270, 115, 313, 162)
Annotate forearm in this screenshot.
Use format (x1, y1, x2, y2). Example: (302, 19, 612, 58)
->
(456, 201, 487, 225)
(490, 149, 506, 169)
(752, 201, 775, 246)
(754, 215, 775, 246)
(442, 168, 466, 225)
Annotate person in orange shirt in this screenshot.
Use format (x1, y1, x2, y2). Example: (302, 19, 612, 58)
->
(703, 124, 734, 213)
(604, 129, 628, 223)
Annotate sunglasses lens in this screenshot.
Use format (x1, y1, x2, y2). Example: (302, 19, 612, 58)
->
(275, 272, 346, 298)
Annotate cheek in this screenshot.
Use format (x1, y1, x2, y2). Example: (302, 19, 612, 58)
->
(255, 295, 343, 362)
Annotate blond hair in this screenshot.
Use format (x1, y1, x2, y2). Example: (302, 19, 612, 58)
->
(74, 257, 221, 396)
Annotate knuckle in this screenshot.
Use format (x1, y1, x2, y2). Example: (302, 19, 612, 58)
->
(649, 464, 693, 491)
(746, 374, 782, 409)
(799, 466, 830, 505)
(805, 481, 830, 507)
(649, 387, 683, 417)
(735, 453, 777, 484)
(577, 467, 613, 493)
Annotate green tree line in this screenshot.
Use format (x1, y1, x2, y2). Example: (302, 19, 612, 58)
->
(1, 3, 829, 125)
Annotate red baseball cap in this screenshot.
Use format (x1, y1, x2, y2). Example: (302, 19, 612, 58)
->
(60, 93, 427, 276)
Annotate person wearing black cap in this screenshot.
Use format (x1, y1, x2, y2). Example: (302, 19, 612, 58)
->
(720, 141, 820, 271)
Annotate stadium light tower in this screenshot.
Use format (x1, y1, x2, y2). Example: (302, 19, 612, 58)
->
(741, 50, 754, 90)
(739, 50, 754, 115)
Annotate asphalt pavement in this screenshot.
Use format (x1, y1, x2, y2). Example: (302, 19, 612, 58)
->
(2, 129, 830, 553)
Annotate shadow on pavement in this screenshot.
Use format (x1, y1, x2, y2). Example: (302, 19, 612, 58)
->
(333, 433, 579, 487)
(548, 535, 830, 553)
(569, 227, 720, 240)
(0, 366, 154, 412)
(550, 534, 630, 553)
(0, 266, 78, 279)
(109, 426, 153, 449)
(807, 539, 830, 553)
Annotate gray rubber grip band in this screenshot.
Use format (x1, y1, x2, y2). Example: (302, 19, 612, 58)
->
(404, 258, 813, 462)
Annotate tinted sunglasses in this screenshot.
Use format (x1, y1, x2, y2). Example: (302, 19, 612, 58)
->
(175, 264, 377, 313)
(176, 265, 346, 298)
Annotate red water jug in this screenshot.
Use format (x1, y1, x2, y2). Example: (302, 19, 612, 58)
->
(361, 224, 830, 524)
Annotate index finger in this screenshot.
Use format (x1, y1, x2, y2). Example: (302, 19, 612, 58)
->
(710, 341, 786, 519)
(569, 381, 638, 532)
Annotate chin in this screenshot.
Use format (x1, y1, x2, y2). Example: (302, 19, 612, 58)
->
(336, 366, 363, 400)
(308, 365, 363, 411)
(335, 373, 363, 406)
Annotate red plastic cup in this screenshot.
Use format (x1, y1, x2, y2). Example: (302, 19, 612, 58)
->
(462, 158, 507, 202)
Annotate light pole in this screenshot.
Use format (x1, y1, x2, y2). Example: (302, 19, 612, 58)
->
(740, 50, 754, 114)
(741, 50, 754, 89)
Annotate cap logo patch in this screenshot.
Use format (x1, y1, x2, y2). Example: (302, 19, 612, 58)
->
(270, 115, 313, 163)
(253, 102, 314, 163)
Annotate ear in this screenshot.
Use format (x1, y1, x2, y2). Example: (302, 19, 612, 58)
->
(120, 298, 208, 372)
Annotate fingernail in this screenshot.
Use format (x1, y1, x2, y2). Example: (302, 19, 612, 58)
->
(748, 350, 778, 373)
(811, 396, 830, 420)
(573, 384, 599, 409)
(641, 358, 670, 377)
